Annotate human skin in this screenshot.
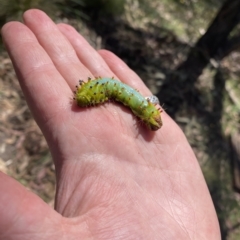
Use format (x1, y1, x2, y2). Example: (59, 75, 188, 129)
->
(0, 9, 221, 240)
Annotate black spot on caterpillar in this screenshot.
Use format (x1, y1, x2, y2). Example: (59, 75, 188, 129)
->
(74, 77, 162, 131)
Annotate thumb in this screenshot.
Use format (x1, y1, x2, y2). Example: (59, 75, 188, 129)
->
(0, 172, 62, 239)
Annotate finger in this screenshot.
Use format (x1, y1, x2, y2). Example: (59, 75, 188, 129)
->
(1, 22, 72, 129)
(0, 172, 62, 239)
(57, 23, 116, 79)
(98, 49, 152, 95)
(23, 9, 92, 89)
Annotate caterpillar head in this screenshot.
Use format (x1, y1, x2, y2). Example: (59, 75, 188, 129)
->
(142, 103, 162, 131)
(145, 114, 162, 131)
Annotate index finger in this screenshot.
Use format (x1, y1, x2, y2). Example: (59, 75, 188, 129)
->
(1, 21, 72, 126)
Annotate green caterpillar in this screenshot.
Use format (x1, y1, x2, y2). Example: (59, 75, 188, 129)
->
(74, 77, 162, 131)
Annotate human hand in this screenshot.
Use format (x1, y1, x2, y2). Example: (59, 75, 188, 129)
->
(0, 9, 220, 239)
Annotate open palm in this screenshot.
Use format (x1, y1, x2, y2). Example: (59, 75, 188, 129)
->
(0, 9, 220, 240)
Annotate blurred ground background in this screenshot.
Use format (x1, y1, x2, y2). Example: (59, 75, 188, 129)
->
(0, 0, 240, 239)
